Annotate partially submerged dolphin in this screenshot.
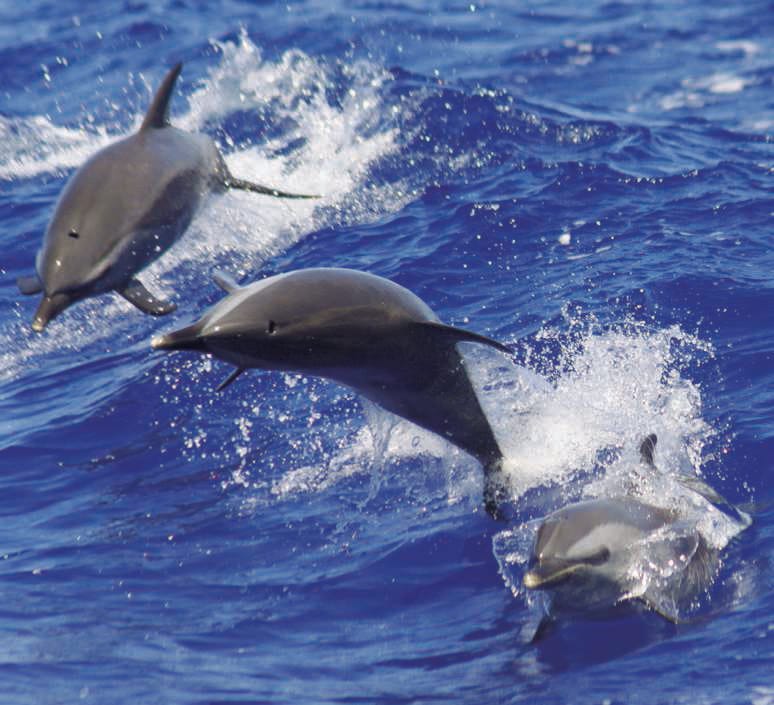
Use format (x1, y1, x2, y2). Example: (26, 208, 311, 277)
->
(18, 63, 315, 331)
(523, 435, 722, 638)
(151, 268, 511, 516)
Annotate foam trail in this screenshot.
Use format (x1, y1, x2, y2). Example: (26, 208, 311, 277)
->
(0, 116, 116, 180)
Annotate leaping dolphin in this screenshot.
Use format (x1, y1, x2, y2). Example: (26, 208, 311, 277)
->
(17, 63, 316, 331)
(523, 435, 724, 639)
(151, 267, 512, 517)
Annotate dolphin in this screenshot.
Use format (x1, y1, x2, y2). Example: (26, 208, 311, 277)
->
(523, 435, 720, 639)
(151, 267, 512, 516)
(17, 62, 315, 331)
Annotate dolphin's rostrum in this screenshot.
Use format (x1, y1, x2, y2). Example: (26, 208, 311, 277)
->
(152, 267, 512, 517)
(18, 63, 316, 331)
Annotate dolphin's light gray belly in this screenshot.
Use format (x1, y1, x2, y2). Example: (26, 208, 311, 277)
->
(39, 127, 220, 294)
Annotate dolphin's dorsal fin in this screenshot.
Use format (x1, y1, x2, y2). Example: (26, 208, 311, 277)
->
(638, 433, 739, 510)
(213, 270, 241, 294)
(639, 433, 657, 467)
(415, 321, 513, 356)
(140, 62, 183, 131)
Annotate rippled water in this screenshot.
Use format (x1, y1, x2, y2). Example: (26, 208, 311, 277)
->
(1, 2, 772, 703)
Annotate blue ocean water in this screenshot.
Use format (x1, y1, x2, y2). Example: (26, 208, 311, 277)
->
(1, 1, 773, 702)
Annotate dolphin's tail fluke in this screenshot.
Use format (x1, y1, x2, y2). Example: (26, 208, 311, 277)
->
(224, 176, 319, 199)
(151, 322, 206, 352)
(31, 293, 71, 332)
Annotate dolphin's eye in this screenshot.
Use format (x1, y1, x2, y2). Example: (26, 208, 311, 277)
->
(68, 230, 80, 239)
(267, 320, 277, 335)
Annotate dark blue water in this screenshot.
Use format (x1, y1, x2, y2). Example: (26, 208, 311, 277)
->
(2, 2, 773, 703)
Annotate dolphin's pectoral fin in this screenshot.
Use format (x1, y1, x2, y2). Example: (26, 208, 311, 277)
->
(638, 593, 682, 624)
(213, 270, 241, 294)
(530, 615, 557, 644)
(635, 528, 702, 624)
(17, 274, 43, 295)
(223, 176, 319, 199)
(119, 279, 177, 316)
(141, 62, 183, 131)
(415, 321, 513, 357)
(649, 527, 700, 570)
(216, 367, 246, 392)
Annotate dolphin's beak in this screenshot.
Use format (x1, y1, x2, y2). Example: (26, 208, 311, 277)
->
(523, 570, 544, 589)
(31, 293, 71, 332)
(151, 322, 206, 352)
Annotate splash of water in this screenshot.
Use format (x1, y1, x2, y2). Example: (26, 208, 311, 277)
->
(496, 316, 716, 500)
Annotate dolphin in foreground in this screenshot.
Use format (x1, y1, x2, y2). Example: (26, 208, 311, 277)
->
(523, 435, 724, 640)
(152, 267, 512, 516)
(17, 63, 315, 331)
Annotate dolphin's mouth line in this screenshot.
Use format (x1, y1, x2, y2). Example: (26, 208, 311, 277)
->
(151, 322, 206, 352)
(523, 563, 587, 589)
(524, 547, 611, 589)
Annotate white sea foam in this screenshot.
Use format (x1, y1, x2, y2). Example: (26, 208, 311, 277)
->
(715, 40, 760, 58)
(703, 72, 750, 94)
(751, 687, 774, 705)
(0, 115, 116, 180)
(493, 318, 714, 497)
(659, 71, 752, 110)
